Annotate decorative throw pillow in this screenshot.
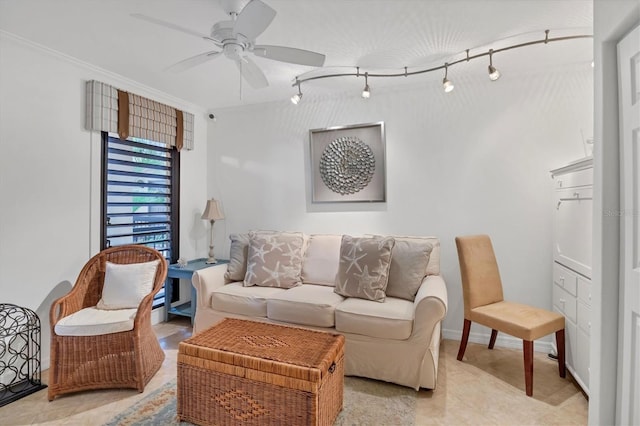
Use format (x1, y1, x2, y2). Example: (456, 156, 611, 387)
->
(366, 234, 440, 276)
(224, 233, 250, 282)
(334, 235, 395, 302)
(301, 234, 342, 286)
(386, 239, 433, 301)
(244, 232, 304, 288)
(97, 260, 160, 310)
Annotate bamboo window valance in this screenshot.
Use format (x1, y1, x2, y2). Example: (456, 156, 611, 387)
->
(85, 80, 194, 150)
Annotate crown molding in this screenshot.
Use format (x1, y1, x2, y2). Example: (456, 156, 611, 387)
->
(0, 29, 206, 115)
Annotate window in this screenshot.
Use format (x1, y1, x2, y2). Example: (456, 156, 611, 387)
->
(101, 132, 180, 307)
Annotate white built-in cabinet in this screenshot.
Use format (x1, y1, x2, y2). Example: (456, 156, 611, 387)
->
(550, 157, 593, 395)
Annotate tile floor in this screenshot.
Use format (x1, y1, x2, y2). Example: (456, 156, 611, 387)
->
(2, 317, 588, 425)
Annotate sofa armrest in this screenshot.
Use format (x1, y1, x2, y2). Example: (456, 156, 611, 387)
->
(412, 275, 448, 338)
(192, 263, 229, 310)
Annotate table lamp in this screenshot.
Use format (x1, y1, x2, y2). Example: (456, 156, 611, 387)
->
(201, 198, 225, 264)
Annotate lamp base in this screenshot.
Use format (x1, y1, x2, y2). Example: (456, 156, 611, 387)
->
(205, 258, 218, 264)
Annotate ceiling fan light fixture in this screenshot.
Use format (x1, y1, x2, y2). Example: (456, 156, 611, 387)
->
(488, 49, 501, 81)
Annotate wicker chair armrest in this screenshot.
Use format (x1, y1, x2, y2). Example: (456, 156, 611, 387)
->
(192, 264, 229, 310)
(133, 262, 168, 329)
(49, 288, 88, 331)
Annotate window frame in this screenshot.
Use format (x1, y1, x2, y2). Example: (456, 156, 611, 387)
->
(100, 132, 180, 308)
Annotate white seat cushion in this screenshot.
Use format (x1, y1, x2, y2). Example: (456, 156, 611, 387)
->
(54, 307, 137, 336)
(267, 285, 345, 327)
(211, 282, 286, 317)
(335, 297, 414, 340)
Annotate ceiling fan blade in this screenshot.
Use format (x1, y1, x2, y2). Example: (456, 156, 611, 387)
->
(131, 13, 217, 42)
(235, 56, 269, 89)
(166, 51, 222, 73)
(253, 45, 326, 67)
(233, 0, 276, 40)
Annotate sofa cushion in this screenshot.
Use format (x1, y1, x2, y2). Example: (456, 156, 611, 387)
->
(301, 234, 342, 286)
(244, 231, 304, 288)
(54, 307, 137, 336)
(267, 284, 345, 327)
(225, 233, 250, 282)
(334, 235, 395, 302)
(211, 282, 287, 317)
(335, 297, 414, 340)
(386, 239, 433, 301)
(97, 260, 159, 310)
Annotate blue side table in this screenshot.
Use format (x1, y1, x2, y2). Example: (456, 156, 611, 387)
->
(165, 258, 229, 324)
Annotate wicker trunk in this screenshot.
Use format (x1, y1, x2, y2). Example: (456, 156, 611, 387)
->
(178, 318, 344, 426)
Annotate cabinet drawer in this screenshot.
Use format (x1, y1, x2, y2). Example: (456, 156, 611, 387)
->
(577, 301, 591, 335)
(553, 283, 577, 324)
(555, 167, 593, 189)
(577, 275, 591, 305)
(553, 263, 577, 296)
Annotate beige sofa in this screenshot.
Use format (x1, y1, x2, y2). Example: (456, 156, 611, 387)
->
(191, 233, 448, 390)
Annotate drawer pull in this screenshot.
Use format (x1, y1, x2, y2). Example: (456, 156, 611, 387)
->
(328, 362, 336, 373)
(560, 299, 565, 305)
(588, 322, 591, 329)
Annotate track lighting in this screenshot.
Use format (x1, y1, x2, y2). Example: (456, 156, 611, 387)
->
(442, 63, 454, 93)
(361, 72, 371, 98)
(488, 49, 501, 81)
(290, 30, 591, 100)
(291, 82, 303, 105)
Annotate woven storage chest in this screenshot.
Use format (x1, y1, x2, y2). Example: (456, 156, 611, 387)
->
(177, 318, 344, 426)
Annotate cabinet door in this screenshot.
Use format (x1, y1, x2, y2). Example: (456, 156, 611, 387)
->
(553, 187, 593, 277)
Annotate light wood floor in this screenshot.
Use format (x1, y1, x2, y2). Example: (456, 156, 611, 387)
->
(2, 317, 588, 425)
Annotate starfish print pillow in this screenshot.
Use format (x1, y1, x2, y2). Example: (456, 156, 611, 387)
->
(243, 231, 304, 288)
(334, 235, 395, 302)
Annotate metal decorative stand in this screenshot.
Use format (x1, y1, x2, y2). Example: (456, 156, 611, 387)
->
(0, 303, 46, 406)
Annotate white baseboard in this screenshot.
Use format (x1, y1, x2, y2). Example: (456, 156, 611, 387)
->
(442, 328, 554, 354)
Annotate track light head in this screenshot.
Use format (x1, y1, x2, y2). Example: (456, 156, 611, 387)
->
(361, 72, 371, 99)
(442, 63, 454, 93)
(488, 65, 501, 81)
(361, 84, 371, 98)
(488, 49, 501, 81)
(442, 78, 454, 93)
(291, 82, 303, 104)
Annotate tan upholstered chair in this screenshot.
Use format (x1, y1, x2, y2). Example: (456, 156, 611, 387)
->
(48, 245, 167, 400)
(455, 235, 565, 397)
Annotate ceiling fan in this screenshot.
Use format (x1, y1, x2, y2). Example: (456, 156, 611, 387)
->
(131, 0, 326, 89)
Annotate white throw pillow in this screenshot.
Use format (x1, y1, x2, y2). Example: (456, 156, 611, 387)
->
(97, 260, 160, 310)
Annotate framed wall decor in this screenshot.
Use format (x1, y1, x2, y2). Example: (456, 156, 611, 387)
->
(309, 122, 386, 203)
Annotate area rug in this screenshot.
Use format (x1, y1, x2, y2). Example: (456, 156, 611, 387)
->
(104, 376, 416, 426)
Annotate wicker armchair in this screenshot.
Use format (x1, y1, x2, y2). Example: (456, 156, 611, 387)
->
(48, 245, 168, 401)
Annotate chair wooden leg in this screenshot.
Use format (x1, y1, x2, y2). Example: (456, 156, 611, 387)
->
(457, 319, 471, 361)
(489, 329, 498, 349)
(523, 340, 534, 397)
(556, 329, 566, 378)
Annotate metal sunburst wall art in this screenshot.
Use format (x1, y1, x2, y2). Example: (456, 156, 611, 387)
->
(319, 136, 375, 195)
(310, 122, 386, 203)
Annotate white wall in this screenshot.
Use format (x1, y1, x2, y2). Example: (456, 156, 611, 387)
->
(208, 64, 593, 347)
(0, 33, 209, 369)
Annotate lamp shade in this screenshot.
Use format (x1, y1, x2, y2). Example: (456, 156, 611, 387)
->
(201, 199, 225, 221)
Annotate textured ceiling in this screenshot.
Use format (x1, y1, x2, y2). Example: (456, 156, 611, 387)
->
(0, 0, 593, 110)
